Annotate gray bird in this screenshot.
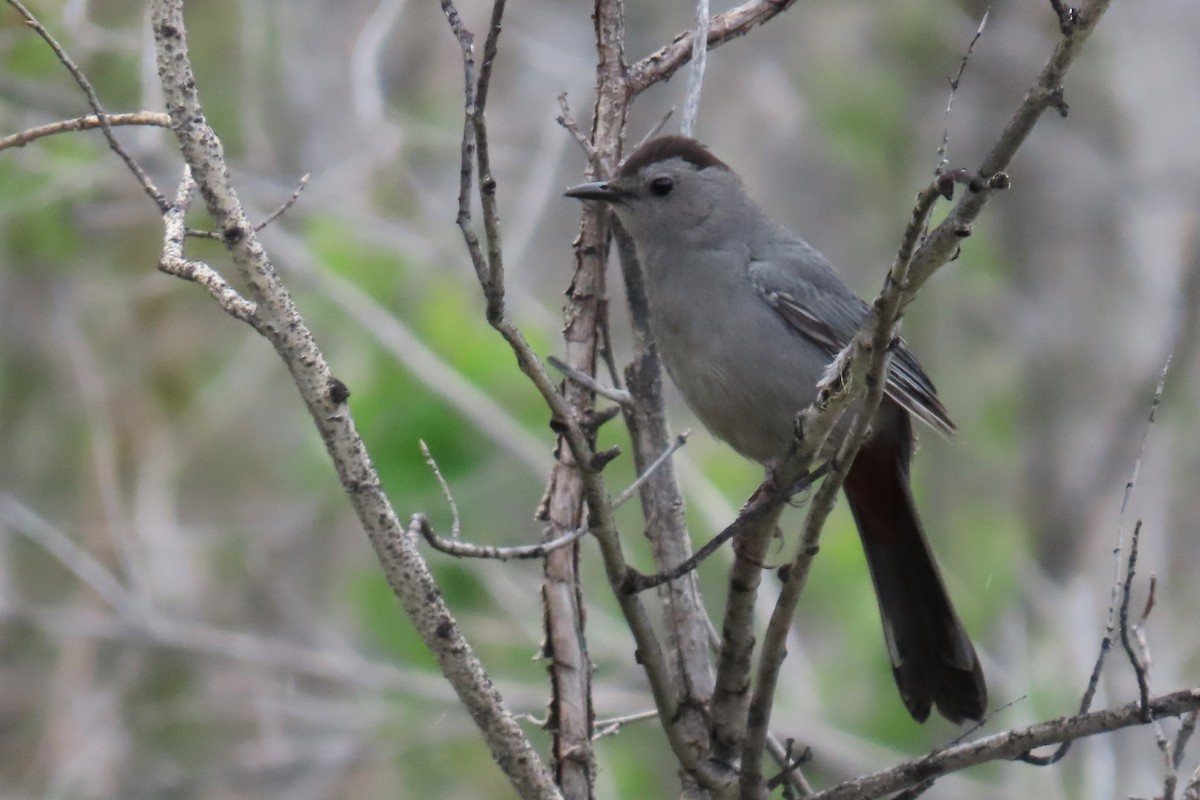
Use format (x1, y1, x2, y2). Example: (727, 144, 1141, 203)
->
(565, 135, 986, 724)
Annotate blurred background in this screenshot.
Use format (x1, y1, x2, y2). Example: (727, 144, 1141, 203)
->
(2, 0, 1198, 797)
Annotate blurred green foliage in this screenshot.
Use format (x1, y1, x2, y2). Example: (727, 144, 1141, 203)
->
(1, 1, 1194, 798)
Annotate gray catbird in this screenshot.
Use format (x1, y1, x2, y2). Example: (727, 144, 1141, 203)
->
(565, 135, 986, 724)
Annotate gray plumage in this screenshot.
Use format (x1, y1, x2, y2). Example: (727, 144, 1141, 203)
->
(566, 135, 986, 723)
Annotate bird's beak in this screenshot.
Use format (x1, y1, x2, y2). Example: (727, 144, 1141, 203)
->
(564, 180, 623, 203)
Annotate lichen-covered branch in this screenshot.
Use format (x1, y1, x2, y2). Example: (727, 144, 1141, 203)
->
(149, 3, 559, 797)
(0, 111, 170, 152)
(812, 690, 1200, 800)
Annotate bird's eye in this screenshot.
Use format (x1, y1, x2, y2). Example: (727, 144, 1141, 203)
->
(648, 176, 674, 197)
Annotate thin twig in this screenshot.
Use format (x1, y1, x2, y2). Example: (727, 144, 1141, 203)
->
(555, 92, 598, 164)
(627, 0, 798, 95)
(626, 464, 828, 595)
(420, 440, 462, 540)
(441, 0, 490, 294)
(547, 355, 632, 406)
(0, 111, 171, 152)
(1112, 360, 1170, 719)
(906, 0, 1115, 295)
(7, 0, 167, 210)
(680, 0, 710, 136)
(936, 9, 989, 172)
(1021, 354, 1171, 766)
(641, 110, 675, 148)
(597, 301, 624, 390)
(592, 709, 659, 740)
(255, 173, 310, 231)
(612, 433, 688, 509)
(473, 0, 508, 313)
(183, 174, 312, 240)
(1119, 521, 1152, 718)
(416, 514, 589, 561)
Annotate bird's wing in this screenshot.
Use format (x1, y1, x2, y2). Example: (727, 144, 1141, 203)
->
(748, 245, 956, 437)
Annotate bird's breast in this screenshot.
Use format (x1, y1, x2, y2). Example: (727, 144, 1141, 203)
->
(646, 267, 832, 464)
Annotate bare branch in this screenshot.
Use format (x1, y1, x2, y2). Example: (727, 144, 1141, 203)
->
(7, 0, 167, 210)
(1022, 358, 1169, 766)
(611, 433, 688, 510)
(473, 0, 508, 314)
(811, 691, 1200, 800)
(606, 225, 723, 787)
(439, 1, 697, 790)
(1119, 521, 1151, 718)
(417, 514, 588, 561)
(159, 167, 259, 325)
(440, 0, 498, 308)
(936, 9, 989, 172)
(555, 92, 598, 164)
(548, 355, 633, 406)
(593, 710, 659, 740)
(150, 4, 560, 797)
(907, 0, 1115, 294)
(0, 111, 170, 152)
(638, 108, 675, 147)
(254, 173, 310, 232)
(738, 2, 1114, 778)
(624, 463, 828, 595)
(680, 0, 710, 136)
(627, 0, 797, 96)
(420, 440, 463, 540)
(184, 175, 310, 241)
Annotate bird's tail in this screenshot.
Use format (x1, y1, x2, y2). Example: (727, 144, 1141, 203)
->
(842, 414, 987, 724)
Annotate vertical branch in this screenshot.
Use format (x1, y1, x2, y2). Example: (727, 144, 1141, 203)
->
(441, 0, 715, 788)
(535, 0, 622, 791)
(537, 0, 634, 790)
(540, 474, 595, 800)
(680, 0, 710, 136)
(613, 226, 718, 786)
(444, 0, 594, 793)
(708, 501, 784, 768)
(442, 0, 490, 296)
(540, 0, 636, 793)
(740, 180, 944, 795)
(569, 0, 725, 790)
(474, 0, 508, 319)
(150, 3, 560, 798)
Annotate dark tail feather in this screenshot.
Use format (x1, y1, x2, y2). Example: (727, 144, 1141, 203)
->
(842, 412, 986, 724)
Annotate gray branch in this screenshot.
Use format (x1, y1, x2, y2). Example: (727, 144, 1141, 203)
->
(811, 690, 1200, 800)
(149, 3, 559, 798)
